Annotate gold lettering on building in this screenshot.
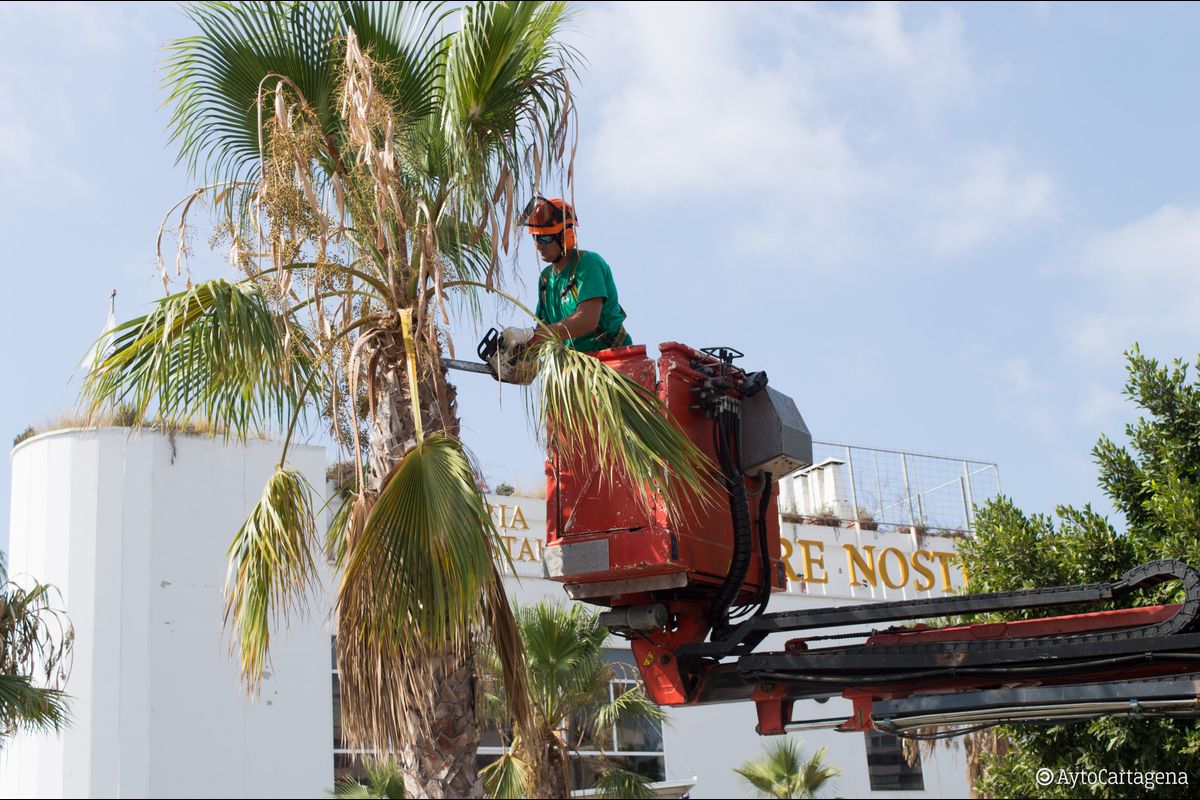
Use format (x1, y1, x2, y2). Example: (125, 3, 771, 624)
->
(843, 544, 878, 587)
(487, 502, 533, 532)
(932, 551, 957, 594)
(510, 505, 529, 530)
(517, 537, 537, 562)
(777, 540, 963, 593)
(911, 550, 937, 592)
(878, 547, 910, 590)
(778, 540, 801, 581)
(795, 539, 829, 584)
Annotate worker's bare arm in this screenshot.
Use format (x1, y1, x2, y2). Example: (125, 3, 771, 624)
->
(545, 297, 603, 341)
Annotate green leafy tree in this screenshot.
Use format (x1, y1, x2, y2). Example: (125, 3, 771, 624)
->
(479, 602, 666, 799)
(81, 3, 709, 796)
(0, 552, 73, 739)
(958, 346, 1200, 798)
(733, 739, 840, 799)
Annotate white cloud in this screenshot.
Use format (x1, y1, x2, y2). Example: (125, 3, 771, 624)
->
(929, 147, 1056, 255)
(0, 120, 35, 168)
(577, 4, 864, 197)
(10, 2, 157, 51)
(0, 88, 90, 194)
(567, 2, 1048, 263)
(994, 356, 1057, 438)
(1070, 205, 1200, 358)
(1075, 383, 1127, 427)
(834, 1, 974, 118)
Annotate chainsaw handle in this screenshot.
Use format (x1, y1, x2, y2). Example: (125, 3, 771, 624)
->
(477, 327, 500, 378)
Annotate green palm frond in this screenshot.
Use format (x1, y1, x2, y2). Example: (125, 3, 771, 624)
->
(360, 755, 409, 798)
(534, 338, 716, 521)
(1, 570, 73, 736)
(591, 765, 657, 800)
(165, 2, 447, 199)
(438, 1, 578, 273)
(592, 682, 668, 735)
(331, 776, 376, 799)
(480, 748, 532, 799)
(224, 466, 321, 690)
(735, 740, 841, 800)
(444, 2, 574, 156)
(336, 434, 534, 752)
(0, 675, 70, 736)
(81, 279, 317, 441)
(340, 434, 501, 647)
(514, 602, 606, 723)
(165, 1, 339, 186)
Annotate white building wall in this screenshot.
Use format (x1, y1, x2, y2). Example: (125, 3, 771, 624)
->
(2, 429, 333, 799)
(4, 431, 971, 799)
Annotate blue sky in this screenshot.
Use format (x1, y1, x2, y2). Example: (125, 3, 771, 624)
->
(3, 2, 1200, 553)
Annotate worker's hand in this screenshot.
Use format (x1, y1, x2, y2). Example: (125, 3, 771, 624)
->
(492, 326, 537, 385)
(499, 326, 535, 350)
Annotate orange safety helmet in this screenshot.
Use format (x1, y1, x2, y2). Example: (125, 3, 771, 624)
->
(524, 196, 578, 251)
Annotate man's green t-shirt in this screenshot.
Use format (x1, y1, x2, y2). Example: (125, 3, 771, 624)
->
(535, 250, 632, 352)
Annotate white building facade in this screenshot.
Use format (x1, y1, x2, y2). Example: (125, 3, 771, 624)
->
(3, 429, 976, 798)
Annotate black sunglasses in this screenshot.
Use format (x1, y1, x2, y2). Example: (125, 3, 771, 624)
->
(534, 234, 559, 245)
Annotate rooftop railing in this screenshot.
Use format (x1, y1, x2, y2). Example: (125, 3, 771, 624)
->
(778, 441, 1001, 535)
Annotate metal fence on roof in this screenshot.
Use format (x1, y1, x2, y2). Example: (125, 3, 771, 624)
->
(778, 441, 1001, 534)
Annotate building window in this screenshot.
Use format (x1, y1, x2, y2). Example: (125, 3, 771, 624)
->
(333, 642, 666, 791)
(477, 648, 666, 792)
(864, 730, 924, 791)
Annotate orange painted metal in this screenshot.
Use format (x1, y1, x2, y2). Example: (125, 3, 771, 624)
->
(545, 342, 784, 609)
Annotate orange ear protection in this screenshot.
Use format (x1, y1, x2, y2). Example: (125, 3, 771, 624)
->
(524, 196, 578, 251)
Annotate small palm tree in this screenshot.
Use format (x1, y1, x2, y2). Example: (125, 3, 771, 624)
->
(0, 552, 73, 739)
(734, 739, 840, 800)
(479, 602, 666, 799)
(332, 755, 407, 799)
(81, 2, 711, 796)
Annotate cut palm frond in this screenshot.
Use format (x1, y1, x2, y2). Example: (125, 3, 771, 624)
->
(533, 338, 716, 522)
(224, 467, 320, 690)
(81, 279, 317, 441)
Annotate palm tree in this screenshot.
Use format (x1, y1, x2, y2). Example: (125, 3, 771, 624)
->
(0, 552, 73, 740)
(478, 602, 664, 799)
(81, 3, 710, 796)
(332, 755, 407, 798)
(734, 739, 840, 800)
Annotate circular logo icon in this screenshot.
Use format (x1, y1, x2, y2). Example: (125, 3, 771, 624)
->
(1036, 768, 1054, 787)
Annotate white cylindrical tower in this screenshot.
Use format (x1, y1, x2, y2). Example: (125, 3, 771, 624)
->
(2, 428, 332, 799)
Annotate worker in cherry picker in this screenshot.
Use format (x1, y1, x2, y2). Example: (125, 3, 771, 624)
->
(500, 197, 631, 363)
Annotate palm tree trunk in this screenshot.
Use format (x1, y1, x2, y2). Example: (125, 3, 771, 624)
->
(361, 349, 482, 799)
(528, 731, 572, 799)
(396, 648, 483, 798)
